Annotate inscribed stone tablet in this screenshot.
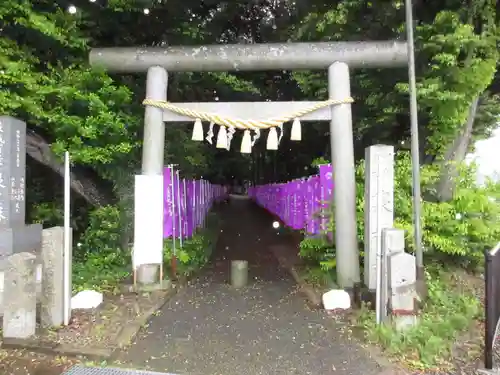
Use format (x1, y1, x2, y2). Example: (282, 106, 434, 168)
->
(0, 116, 26, 229)
(364, 145, 394, 290)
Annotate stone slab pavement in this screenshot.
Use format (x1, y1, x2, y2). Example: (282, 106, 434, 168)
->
(117, 197, 383, 375)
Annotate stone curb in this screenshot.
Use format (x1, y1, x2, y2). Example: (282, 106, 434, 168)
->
(269, 247, 323, 309)
(362, 344, 411, 375)
(110, 286, 178, 357)
(1, 286, 178, 361)
(288, 265, 323, 309)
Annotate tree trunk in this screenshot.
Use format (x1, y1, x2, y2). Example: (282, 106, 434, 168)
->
(25, 129, 110, 207)
(435, 96, 479, 201)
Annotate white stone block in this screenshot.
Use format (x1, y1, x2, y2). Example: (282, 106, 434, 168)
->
(40, 227, 72, 328)
(71, 290, 103, 310)
(322, 289, 351, 311)
(394, 315, 418, 331)
(388, 252, 417, 316)
(383, 228, 405, 256)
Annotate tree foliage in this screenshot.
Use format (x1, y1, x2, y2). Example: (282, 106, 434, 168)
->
(0, 0, 498, 272)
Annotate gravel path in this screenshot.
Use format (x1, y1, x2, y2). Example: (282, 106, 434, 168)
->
(119, 198, 382, 375)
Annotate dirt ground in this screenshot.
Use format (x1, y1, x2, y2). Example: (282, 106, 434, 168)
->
(52, 290, 168, 350)
(0, 289, 171, 375)
(0, 349, 78, 375)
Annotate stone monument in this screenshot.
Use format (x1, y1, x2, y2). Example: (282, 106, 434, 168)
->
(364, 145, 394, 291)
(0, 116, 42, 337)
(0, 117, 42, 254)
(40, 226, 72, 327)
(2, 252, 37, 338)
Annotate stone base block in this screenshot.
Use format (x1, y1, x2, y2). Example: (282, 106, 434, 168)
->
(0, 224, 43, 258)
(0, 224, 43, 315)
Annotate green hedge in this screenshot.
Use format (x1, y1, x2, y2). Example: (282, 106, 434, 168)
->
(72, 206, 221, 292)
(162, 211, 221, 276)
(300, 151, 500, 270)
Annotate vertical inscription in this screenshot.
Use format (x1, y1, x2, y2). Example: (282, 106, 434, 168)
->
(0, 120, 8, 229)
(0, 117, 26, 229)
(364, 145, 395, 290)
(11, 124, 26, 226)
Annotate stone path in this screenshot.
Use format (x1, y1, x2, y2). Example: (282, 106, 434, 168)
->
(119, 197, 382, 375)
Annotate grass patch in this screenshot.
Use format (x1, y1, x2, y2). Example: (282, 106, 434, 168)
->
(72, 249, 130, 294)
(72, 212, 221, 293)
(300, 265, 337, 289)
(162, 212, 221, 277)
(354, 266, 482, 370)
(298, 234, 337, 289)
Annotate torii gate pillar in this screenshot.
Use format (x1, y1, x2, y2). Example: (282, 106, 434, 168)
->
(328, 62, 360, 287)
(135, 67, 168, 284)
(142, 67, 168, 175)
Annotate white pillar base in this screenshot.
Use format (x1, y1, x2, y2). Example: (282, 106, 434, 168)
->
(133, 175, 164, 284)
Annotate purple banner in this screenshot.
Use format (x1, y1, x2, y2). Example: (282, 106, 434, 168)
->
(248, 164, 334, 234)
(163, 167, 228, 239)
(163, 167, 173, 237)
(319, 164, 333, 233)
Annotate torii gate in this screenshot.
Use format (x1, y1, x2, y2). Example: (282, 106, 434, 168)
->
(89, 41, 408, 288)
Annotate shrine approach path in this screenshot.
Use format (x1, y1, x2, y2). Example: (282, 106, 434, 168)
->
(119, 197, 382, 375)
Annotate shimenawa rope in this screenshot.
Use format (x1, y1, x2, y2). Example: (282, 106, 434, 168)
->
(142, 98, 354, 130)
(142, 97, 354, 152)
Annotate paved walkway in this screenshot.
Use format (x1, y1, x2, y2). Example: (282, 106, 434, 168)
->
(120, 197, 381, 375)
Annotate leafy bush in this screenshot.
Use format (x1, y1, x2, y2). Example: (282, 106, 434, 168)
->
(300, 153, 496, 369)
(72, 206, 221, 292)
(72, 250, 130, 293)
(72, 205, 130, 293)
(298, 235, 337, 270)
(163, 212, 220, 276)
(76, 205, 122, 261)
(300, 151, 500, 269)
(381, 152, 500, 266)
(357, 267, 482, 368)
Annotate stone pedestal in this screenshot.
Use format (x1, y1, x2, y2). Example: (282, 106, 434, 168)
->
(388, 251, 417, 330)
(40, 226, 72, 328)
(377, 228, 405, 321)
(2, 252, 37, 339)
(478, 369, 500, 375)
(231, 260, 248, 288)
(137, 264, 158, 285)
(0, 224, 42, 257)
(0, 224, 43, 314)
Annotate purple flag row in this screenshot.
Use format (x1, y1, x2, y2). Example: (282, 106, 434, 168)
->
(248, 164, 333, 234)
(163, 166, 228, 239)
